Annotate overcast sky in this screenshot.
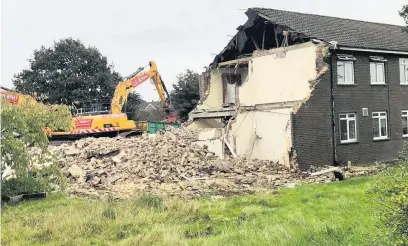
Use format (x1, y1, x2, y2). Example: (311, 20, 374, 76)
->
(2, 0, 406, 101)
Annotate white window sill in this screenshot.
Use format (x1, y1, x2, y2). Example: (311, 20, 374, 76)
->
(401, 83, 408, 86)
(340, 140, 358, 144)
(337, 83, 355, 86)
(370, 83, 386, 85)
(373, 137, 389, 141)
(403, 135, 408, 138)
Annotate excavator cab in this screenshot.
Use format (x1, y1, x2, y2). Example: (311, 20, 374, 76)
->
(73, 99, 111, 116)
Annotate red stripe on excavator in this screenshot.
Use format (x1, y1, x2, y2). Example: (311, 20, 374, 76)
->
(68, 127, 118, 135)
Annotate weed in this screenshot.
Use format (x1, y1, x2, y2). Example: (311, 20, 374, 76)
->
(135, 194, 163, 210)
(30, 228, 53, 244)
(102, 206, 116, 220)
(300, 198, 309, 203)
(185, 226, 218, 238)
(257, 199, 281, 208)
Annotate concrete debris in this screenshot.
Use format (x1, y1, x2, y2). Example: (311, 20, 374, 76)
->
(27, 127, 378, 199)
(67, 164, 84, 179)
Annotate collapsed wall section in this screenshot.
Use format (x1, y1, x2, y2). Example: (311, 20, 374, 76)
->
(232, 108, 293, 164)
(196, 69, 225, 111)
(230, 42, 321, 165)
(239, 42, 319, 106)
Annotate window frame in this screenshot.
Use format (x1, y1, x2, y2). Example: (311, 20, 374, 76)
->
(400, 58, 408, 85)
(370, 62, 386, 85)
(372, 111, 388, 140)
(339, 113, 358, 143)
(337, 60, 355, 85)
(402, 110, 408, 138)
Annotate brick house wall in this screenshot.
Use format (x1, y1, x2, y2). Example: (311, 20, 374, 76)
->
(292, 54, 334, 170)
(332, 51, 408, 164)
(293, 50, 408, 170)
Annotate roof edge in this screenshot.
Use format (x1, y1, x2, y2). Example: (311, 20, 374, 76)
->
(337, 46, 408, 55)
(249, 7, 406, 28)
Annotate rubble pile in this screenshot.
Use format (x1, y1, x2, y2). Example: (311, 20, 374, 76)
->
(36, 127, 377, 199)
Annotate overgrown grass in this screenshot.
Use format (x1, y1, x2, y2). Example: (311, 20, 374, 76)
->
(2, 177, 377, 246)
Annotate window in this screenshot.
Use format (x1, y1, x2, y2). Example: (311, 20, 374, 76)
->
(337, 61, 355, 84)
(400, 59, 408, 85)
(370, 62, 385, 84)
(370, 57, 387, 85)
(337, 54, 356, 85)
(339, 113, 357, 143)
(222, 74, 241, 105)
(402, 111, 408, 137)
(373, 112, 388, 140)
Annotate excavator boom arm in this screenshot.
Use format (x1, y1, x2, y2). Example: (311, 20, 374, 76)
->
(110, 61, 172, 115)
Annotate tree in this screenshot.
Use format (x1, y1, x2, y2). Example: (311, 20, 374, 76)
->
(123, 93, 145, 120)
(1, 97, 71, 198)
(13, 38, 137, 105)
(170, 70, 200, 122)
(400, 5, 408, 28)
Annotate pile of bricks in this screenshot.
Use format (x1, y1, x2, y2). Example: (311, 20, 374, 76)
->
(36, 127, 377, 199)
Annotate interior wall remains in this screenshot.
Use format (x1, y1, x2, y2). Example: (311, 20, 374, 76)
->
(197, 68, 248, 110)
(231, 108, 293, 164)
(230, 42, 319, 163)
(239, 42, 318, 106)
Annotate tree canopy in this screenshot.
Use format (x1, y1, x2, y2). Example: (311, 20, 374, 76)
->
(170, 70, 200, 122)
(13, 38, 131, 105)
(401, 5, 408, 28)
(123, 93, 145, 120)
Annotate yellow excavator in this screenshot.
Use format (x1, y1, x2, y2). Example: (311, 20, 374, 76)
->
(1, 87, 38, 104)
(49, 61, 176, 141)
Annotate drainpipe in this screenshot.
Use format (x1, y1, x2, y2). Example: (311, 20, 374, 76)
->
(330, 51, 338, 165)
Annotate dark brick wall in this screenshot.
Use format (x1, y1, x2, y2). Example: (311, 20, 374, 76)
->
(332, 51, 408, 164)
(292, 50, 334, 170)
(292, 49, 408, 170)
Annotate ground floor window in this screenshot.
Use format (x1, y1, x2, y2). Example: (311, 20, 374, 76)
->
(402, 111, 408, 137)
(373, 111, 388, 140)
(339, 113, 357, 143)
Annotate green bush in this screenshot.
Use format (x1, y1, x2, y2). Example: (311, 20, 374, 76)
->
(1, 176, 48, 198)
(368, 146, 408, 245)
(1, 97, 71, 199)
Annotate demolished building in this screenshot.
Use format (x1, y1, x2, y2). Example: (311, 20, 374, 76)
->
(188, 8, 408, 169)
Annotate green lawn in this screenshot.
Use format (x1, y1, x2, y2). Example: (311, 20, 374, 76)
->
(2, 177, 377, 246)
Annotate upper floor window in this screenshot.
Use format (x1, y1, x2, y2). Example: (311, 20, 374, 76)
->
(370, 56, 387, 85)
(400, 59, 408, 85)
(373, 111, 388, 140)
(402, 110, 408, 137)
(337, 54, 356, 85)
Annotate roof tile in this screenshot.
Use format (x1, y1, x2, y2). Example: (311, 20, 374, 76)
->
(250, 8, 408, 52)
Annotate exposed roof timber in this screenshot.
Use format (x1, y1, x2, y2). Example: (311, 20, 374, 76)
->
(190, 109, 235, 120)
(218, 57, 252, 67)
(210, 10, 264, 68)
(210, 10, 311, 68)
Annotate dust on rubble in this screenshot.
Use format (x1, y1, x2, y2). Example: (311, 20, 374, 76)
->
(33, 127, 377, 199)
